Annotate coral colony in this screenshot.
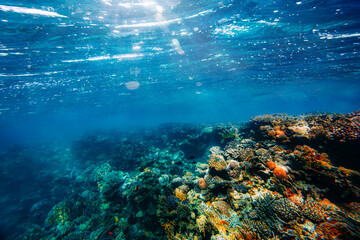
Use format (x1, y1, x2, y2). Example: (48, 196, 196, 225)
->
(15, 111, 360, 239)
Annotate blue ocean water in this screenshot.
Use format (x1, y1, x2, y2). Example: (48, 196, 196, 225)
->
(0, 0, 359, 148)
(0, 1, 360, 239)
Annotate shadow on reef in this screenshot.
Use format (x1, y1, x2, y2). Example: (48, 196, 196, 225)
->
(2, 111, 360, 240)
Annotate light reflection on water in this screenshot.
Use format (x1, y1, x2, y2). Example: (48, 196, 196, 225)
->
(0, 0, 359, 144)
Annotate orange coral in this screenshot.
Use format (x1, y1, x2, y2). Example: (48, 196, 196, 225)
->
(273, 167, 288, 180)
(199, 200, 236, 236)
(271, 126, 288, 141)
(294, 145, 335, 172)
(259, 125, 268, 132)
(198, 178, 207, 189)
(264, 125, 289, 142)
(338, 166, 360, 177)
(288, 193, 304, 206)
(219, 220, 230, 225)
(266, 161, 276, 170)
(318, 221, 349, 239)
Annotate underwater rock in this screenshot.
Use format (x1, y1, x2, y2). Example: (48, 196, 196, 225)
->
(182, 172, 197, 186)
(196, 163, 209, 175)
(171, 177, 183, 188)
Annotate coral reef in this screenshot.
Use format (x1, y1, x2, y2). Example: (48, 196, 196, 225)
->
(3, 112, 360, 240)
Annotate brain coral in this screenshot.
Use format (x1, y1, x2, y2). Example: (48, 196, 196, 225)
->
(272, 198, 300, 222)
(302, 199, 328, 223)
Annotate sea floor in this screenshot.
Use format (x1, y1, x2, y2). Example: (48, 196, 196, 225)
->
(1, 111, 360, 240)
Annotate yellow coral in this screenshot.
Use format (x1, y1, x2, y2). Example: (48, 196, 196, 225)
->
(196, 214, 207, 235)
(184, 171, 193, 177)
(209, 158, 227, 171)
(175, 188, 187, 202)
(162, 221, 175, 239)
(198, 201, 235, 237)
